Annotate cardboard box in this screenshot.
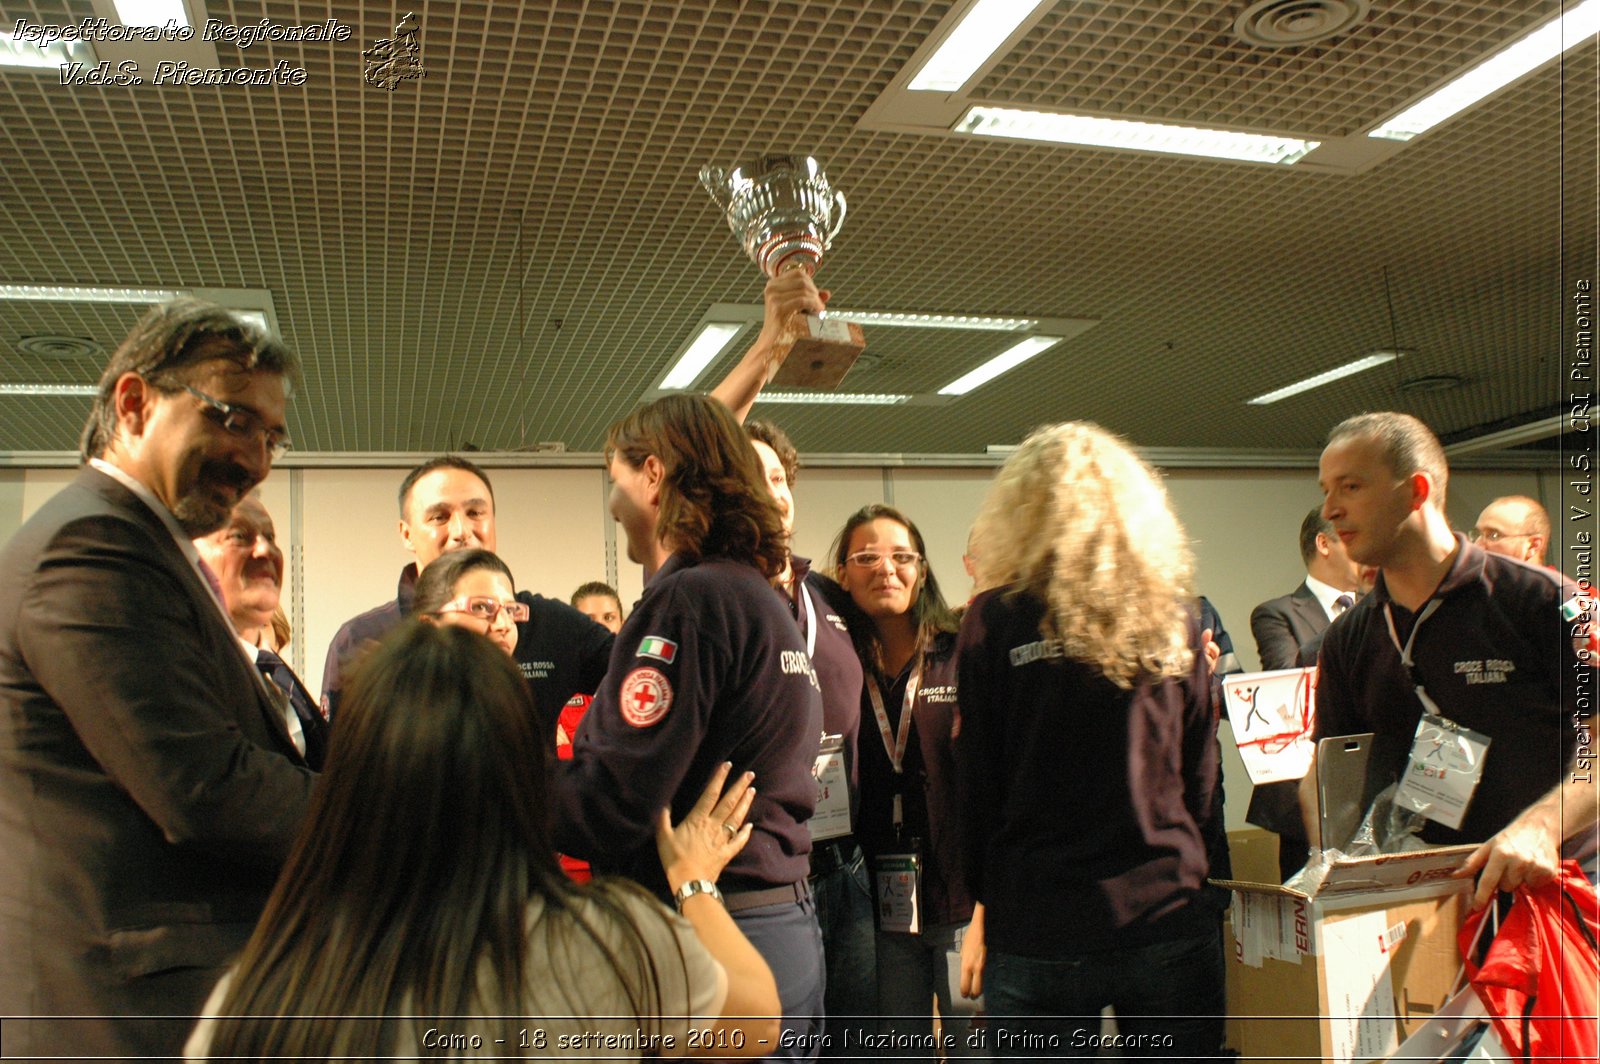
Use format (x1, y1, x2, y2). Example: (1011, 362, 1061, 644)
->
(1214, 736, 1477, 1063)
(1216, 865, 1472, 1063)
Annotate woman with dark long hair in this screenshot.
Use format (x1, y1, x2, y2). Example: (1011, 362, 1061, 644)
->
(827, 504, 984, 1058)
(411, 547, 524, 657)
(413, 548, 593, 880)
(184, 622, 779, 1059)
(553, 395, 826, 1060)
(956, 422, 1223, 1059)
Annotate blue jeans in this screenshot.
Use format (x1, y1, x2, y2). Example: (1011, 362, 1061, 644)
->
(810, 844, 878, 1053)
(876, 920, 988, 1060)
(981, 923, 1224, 1061)
(734, 892, 825, 1062)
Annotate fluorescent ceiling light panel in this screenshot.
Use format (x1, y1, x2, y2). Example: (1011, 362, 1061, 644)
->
(955, 107, 1320, 165)
(908, 0, 1051, 92)
(754, 391, 912, 405)
(0, 384, 98, 396)
(1370, 0, 1600, 141)
(233, 310, 270, 332)
(1246, 352, 1401, 405)
(0, 33, 96, 69)
(828, 310, 1036, 331)
(938, 335, 1063, 395)
(0, 284, 183, 303)
(113, 0, 191, 28)
(660, 323, 745, 390)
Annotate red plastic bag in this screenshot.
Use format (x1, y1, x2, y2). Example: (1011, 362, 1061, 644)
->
(1458, 861, 1600, 1061)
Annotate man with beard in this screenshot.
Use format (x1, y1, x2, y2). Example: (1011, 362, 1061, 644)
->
(0, 300, 315, 1059)
(195, 493, 329, 770)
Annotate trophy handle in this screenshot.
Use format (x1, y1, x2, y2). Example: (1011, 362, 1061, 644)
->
(825, 190, 848, 246)
(699, 166, 732, 213)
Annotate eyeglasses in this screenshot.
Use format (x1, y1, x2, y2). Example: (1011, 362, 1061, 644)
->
(1467, 528, 1533, 544)
(434, 596, 529, 624)
(184, 384, 292, 461)
(845, 550, 922, 570)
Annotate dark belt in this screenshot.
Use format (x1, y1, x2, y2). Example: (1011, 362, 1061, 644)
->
(723, 879, 812, 914)
(808, 838, 859, 878)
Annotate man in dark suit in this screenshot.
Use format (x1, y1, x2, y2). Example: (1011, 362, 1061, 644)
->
(1246, 506, 1362, 878)
(0, 300, 315, 1058)
(1250, 507, 1363, 672)
(194, 493, 329, 770)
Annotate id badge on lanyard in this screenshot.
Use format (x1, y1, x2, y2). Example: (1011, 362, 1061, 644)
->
(795, 585, 853, 841)
(1384, 601, 1491, 829)
(809, 733, 851, 841)
(868, 661, 924, 933)
(875, 850, 922, 934)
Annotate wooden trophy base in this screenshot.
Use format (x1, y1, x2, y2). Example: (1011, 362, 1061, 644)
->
(769, 313, 867, 390)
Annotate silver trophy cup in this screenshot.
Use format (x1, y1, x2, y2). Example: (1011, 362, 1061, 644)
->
(700, 155, 864, 388)
(700, 155, 847, 277)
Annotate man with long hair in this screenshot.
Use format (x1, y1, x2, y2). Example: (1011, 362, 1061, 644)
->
(553, 393, 827, 1059)
(0, 299, 315, 1058)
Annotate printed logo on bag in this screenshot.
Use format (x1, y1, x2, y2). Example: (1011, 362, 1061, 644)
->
(637, 635, 678, 664)
(619, 667, 673, 727)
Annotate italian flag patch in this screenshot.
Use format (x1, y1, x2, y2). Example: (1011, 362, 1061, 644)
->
(1561, 594, 1593, 622)
(637, 635, 678, 664)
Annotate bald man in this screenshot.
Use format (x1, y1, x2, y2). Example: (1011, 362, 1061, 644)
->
(1471, 495, 1550, 566)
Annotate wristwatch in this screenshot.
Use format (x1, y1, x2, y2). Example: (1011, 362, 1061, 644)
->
(672, 878, 724, 911)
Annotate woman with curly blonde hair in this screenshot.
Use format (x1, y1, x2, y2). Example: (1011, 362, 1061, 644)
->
(955, 422, 1223, 1060)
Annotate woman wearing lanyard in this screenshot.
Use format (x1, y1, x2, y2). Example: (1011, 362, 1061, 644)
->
(956, 423, 1222, 1059)
(828, 504, 983, 1057)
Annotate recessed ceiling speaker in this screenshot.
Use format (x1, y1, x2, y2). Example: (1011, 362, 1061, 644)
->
(16, 335, 105, 360)
(1234, 0, 1370, 48)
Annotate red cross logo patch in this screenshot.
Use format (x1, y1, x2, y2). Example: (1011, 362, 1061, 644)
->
(619, 667, 672, 728)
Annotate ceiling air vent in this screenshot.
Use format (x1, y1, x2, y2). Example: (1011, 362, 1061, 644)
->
(1400, 374, 1466, 394)
(16, 335, 105, 360)
(1234, 0, 1370, 48)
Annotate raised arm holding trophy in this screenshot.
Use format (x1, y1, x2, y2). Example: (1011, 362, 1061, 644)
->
(701, 154, 865, 391)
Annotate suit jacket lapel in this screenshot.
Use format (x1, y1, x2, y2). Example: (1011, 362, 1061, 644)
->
(80, 468, 305, 762)
(1290, 582, 1330, 642)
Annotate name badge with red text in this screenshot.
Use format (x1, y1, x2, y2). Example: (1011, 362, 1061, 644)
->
(875, 851, 922, 934)
(1393, 712, 1491, 830)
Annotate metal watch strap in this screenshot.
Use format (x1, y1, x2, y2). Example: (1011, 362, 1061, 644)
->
(672, 878, 723, 911)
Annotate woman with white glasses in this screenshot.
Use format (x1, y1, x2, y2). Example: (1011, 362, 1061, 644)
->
(413, 548, 594, 881)
(412, 548, 527, 658)
(827, 504, 984, 1060)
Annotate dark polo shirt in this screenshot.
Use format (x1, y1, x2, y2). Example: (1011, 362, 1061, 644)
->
(1314, 535, 1590, 846)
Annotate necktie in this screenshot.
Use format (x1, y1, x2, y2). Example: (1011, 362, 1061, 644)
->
(256, 649, 315, 755)
(1334, 593, 1356, 615)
